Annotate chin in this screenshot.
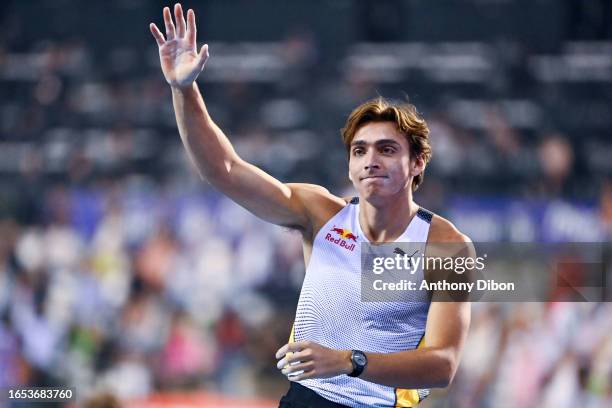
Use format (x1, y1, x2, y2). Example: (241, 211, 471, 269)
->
(359, 187, 392, 203)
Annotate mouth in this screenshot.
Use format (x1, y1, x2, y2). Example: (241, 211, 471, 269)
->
(360, 175, 388, 181)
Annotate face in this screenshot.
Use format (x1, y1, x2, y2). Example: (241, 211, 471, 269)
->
(348, 122, 424, 203)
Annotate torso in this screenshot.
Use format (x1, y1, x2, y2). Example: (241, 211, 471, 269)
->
(292, 196, 435, 407)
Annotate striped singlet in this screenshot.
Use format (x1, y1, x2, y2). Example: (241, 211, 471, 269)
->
(290, 197, 433, 407)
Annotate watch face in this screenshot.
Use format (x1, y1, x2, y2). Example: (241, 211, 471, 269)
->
(349, 351, 367, 377)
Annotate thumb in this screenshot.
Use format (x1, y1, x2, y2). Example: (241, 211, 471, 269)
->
(197, 44, 209, 71)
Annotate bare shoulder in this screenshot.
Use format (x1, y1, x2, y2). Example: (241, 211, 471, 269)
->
(286, 183, 346, 235)
(427, 214, 475, 257)
(286, 183, 344, 206)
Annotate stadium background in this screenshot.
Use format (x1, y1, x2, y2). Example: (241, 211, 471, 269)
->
(0, 0, 610, 406)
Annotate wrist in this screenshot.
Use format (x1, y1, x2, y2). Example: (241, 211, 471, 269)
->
(170, 82, 198, 93)
(340, 350, 353, 375)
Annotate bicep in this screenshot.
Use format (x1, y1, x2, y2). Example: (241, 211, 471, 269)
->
(422, 234, 473, 357)
(216, 158, 336, 230)
(423, 301, 471, 352)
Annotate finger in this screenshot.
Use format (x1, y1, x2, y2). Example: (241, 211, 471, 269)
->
(288, 369, 315, 382)
(149, 23, 165, 46)
(287, 341, 311, 352)
(275, 344, 289, 360)
(281, 361, 314, 376)
(174, 3, 186, 38)
(163, 6, 176, 40)
(285, 349, 312, 365)
(197, 44, 209, 70)
(276, 347, 311, 369)
(277, 353, 300, 370)
(275, 341, 308, 359)
(186, 9, 196, 46)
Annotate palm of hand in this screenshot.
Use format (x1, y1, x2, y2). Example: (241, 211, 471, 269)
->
(159, 40, 201, 87)
(150, 4, 209, 88)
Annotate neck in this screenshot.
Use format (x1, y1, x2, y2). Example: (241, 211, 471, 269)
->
(358, 191, 418, 243)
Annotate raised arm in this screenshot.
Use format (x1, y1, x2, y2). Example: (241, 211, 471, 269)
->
(149, 4, 338, 231)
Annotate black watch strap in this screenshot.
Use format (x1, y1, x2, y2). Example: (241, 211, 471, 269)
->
(348, 350, 368, 377)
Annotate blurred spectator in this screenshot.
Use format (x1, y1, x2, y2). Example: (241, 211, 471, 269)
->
(537, 134, 574, 197)
(158, 310, 217, 388)
(600, 180, 612, 237)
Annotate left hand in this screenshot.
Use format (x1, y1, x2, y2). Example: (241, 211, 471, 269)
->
(275, 341, 353, 381)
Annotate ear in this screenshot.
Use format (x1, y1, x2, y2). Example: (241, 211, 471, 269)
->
(410, 155, 426, 177)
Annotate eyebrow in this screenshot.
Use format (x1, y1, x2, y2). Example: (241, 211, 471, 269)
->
(350, 139, 401, 147)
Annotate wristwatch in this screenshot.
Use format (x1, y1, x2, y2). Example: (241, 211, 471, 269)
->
(348, 350, 368, 377)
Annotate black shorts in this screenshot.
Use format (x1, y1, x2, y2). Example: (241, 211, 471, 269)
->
(279, 382, 350, 408)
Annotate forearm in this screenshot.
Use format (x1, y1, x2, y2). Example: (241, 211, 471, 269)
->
(357, 347, 456, 389)
(171, 82, 239, 181)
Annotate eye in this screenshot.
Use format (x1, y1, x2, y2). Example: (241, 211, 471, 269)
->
(381, 146, 396, 155)
(352, 147, 365, 156)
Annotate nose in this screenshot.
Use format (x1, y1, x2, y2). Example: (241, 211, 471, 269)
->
(363, 150, 381, 171)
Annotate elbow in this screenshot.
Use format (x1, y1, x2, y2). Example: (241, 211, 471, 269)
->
(204, 157, 238, 185)
(434, 375, 452, 389)
(432, 351, 459, 389)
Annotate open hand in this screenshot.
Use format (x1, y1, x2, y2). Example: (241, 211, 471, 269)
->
(275, 341, 353, 381)
(149, 3, 209, 88)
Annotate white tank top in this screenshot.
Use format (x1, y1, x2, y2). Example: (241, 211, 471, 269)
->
(291, 197, 433, 407)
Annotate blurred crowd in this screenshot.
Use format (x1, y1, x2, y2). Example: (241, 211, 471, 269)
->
(0, 185, 304, 400)
(0, 0, 611, 406)
(447, 302, 611, 407)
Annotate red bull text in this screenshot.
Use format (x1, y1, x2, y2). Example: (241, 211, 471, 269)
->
(325, 226, 358, 251)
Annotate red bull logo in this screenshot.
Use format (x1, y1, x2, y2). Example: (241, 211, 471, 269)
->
(325, 226, 358, 251)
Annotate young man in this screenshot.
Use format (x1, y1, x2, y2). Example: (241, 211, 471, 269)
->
(150, 4, 471, 407)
